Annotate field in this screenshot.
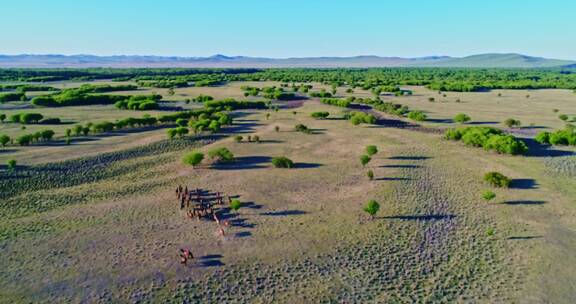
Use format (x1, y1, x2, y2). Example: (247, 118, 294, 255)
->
(1, 72, 576, 303)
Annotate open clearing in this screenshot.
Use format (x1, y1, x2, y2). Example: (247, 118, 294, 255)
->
(1, 75, 576, 303)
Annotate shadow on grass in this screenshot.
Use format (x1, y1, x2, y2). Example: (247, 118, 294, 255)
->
(374, 177, 411, 181)
(466, 121, 499, 125)
(379, 164, 421, 168)
(260, 210, 307, 217)
(501, 200, 546, 205)
(293, 162, 323, 169)
(212, 156, 271, 170)
(382, 214, 456, 221)
(523, 138, 575, 158)
(388, 156, 431, 161)
(427, 118, 454, 124)
(507, 236, 542, 240)
(234, 231, 252, 238)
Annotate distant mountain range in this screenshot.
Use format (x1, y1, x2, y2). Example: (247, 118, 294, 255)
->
(0, 53, 574, 68)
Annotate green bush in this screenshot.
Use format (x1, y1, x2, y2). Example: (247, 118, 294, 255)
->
(454, 113, 471, 123)
(482, 190, 496, 201)
(182, 151, 204, 166)
(367, 170, 374, 180)
(503, 118, 521, 128)
(295, 124, 312, 134)
(234, 135, 243, 143)
(483, 134, 528, 155)
(366, 145, 378, 156)
(320, 98, 350, 107)
(484, 172, 511, 188)
(363, 200, 380, 219)
(360, 155, 371, 166)
(230, 199, 242, 211)
(347, 111, 377, 125)
(0, 134, 10, 147)
(208, 147, 234, 162)
(272, 156, 294, 168)
(7, 159, 17, 171)
(407, 111, 427, 122)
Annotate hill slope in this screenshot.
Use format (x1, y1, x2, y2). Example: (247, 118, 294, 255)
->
(0, 53, 573, 68)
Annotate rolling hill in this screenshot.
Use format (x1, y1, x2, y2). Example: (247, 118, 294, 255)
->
(0, 53, 573, 68)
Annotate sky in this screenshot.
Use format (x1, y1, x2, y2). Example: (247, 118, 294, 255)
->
(1, 0, 575, 59)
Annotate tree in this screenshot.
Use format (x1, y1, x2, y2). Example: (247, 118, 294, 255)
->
(208, 147, 234, 163)
(73, 124, 83, 136)
(230, 199, 242, 212)
(7, 159, 16, 171)
(167, 87, 175, 96)
(272, 156, 294, 168)
(363, 200, 380, 219)
(454, 113, 471, 124)
(407, 111, 427, 122)
(559, 114, 569, 121)
(365, 145, 378, 156)
(182, 151, 204, 167)
(275, 126, 280, 132)
(167, 128, 177, 139)
(503, 118, 521, 128)
(484, 172, 511, 188)
(367, 170, 374, 181)
(17, 134, 33, 146)
(234, 135, 243, 143)
(40, 129, 55, 141)
(360, 155, 371, 167)
(0, 114, 5, 123)
(311, 112, 330, 119)
(65, 128, 72, 137)
(0, 134, 10, 147)
(482, 190, 496, 202)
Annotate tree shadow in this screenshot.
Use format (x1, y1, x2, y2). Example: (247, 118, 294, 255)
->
(427, 118, 454, 124)
(374, 177, 411, 181)
(234, 231, 252, 238)
(523, 138, 575, 158)
(255, 140, 284, 144)
(388, 156, 431, 161)
(212, 156, 271, 170)
(382, 214, 456, 221)
(501, 200, 546, 205)
(510, 179, 538, 189)
(200, 254, 223, 259)
(467, 121, 499, 125)
(379, 164, 421, 168)
(507, 236, 542, 240)
(242, 201, 263, 209)
(293, 162, 323, 169)
(260, 210, 307, 217)
(0, 149, 17, 154)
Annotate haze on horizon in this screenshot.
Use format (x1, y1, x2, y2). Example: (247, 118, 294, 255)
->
(0, 0, 575, 60)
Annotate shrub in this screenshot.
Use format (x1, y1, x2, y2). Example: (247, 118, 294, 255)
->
(360, 155, 371, 167)
(272, 156, 294, 168)
(482, 190, 496, 201)
(559, 114, 569, 121)
(454, 113, 471, 124)
(484, 172, 511, 188)
(0, 114, 5, 123)
(535, 131, 551, 145)
(7, 159, 17, 171)
(40, 129, 55, 141)
(234, 135, 243, 143)
(407, 111, 427, 122)
(363, 200, 380, 219)
(182, 151, 204, 166)
(0, 134, 10, 147)
(367, 170, 374, 180)
(253, 135, 260, 143)
(167, 128, 177, 139)
(320, 98, 350, 107)
(17, 134, 33, 146)
(483, 134, 528, 155)
(366, 145, 378, 156)
(311, 111, 330, 119)
(504, 118, 521, 128)
(347, 111, 377, 125)
(230, 199, 242, 212)
(19, 113, 44, 124)
(208, 147, 234, 162)
(275, 126, 280, 132)
(295, 124, 312, 134)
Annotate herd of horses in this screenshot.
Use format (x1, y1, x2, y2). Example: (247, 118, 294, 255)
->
(175, 185, 232, 265)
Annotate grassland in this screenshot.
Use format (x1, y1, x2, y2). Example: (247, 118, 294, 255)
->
(0, 78, 575, 303)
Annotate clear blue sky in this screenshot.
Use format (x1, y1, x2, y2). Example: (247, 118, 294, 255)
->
(1, 0, 574, 59)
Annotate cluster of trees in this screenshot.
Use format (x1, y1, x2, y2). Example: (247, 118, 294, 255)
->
(204, 99, 267, 110)
(5, 129, 56, 146)
(0, 84, 59, 92)
(240, 85, 261, 96)
(445, 127, 528, 155)
(345, 111, 377, 125)
(138, 79, 188, 88)
(309, 89, 333, 98)
(114, 95, 162, 111)
(0, 92, 26, 102)
(192, 95, 214, 103)
(261, 87, 296, 100)
(30, 84, 140, 107)
(320, 98, 351, 108)
(535, 125, 576, 146)
(167, 111, 232, 139)
(208, 147, 234, 163)
(7, 112, 51, 124)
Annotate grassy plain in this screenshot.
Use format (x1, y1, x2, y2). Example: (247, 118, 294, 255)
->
(0, 81, 575, 302)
